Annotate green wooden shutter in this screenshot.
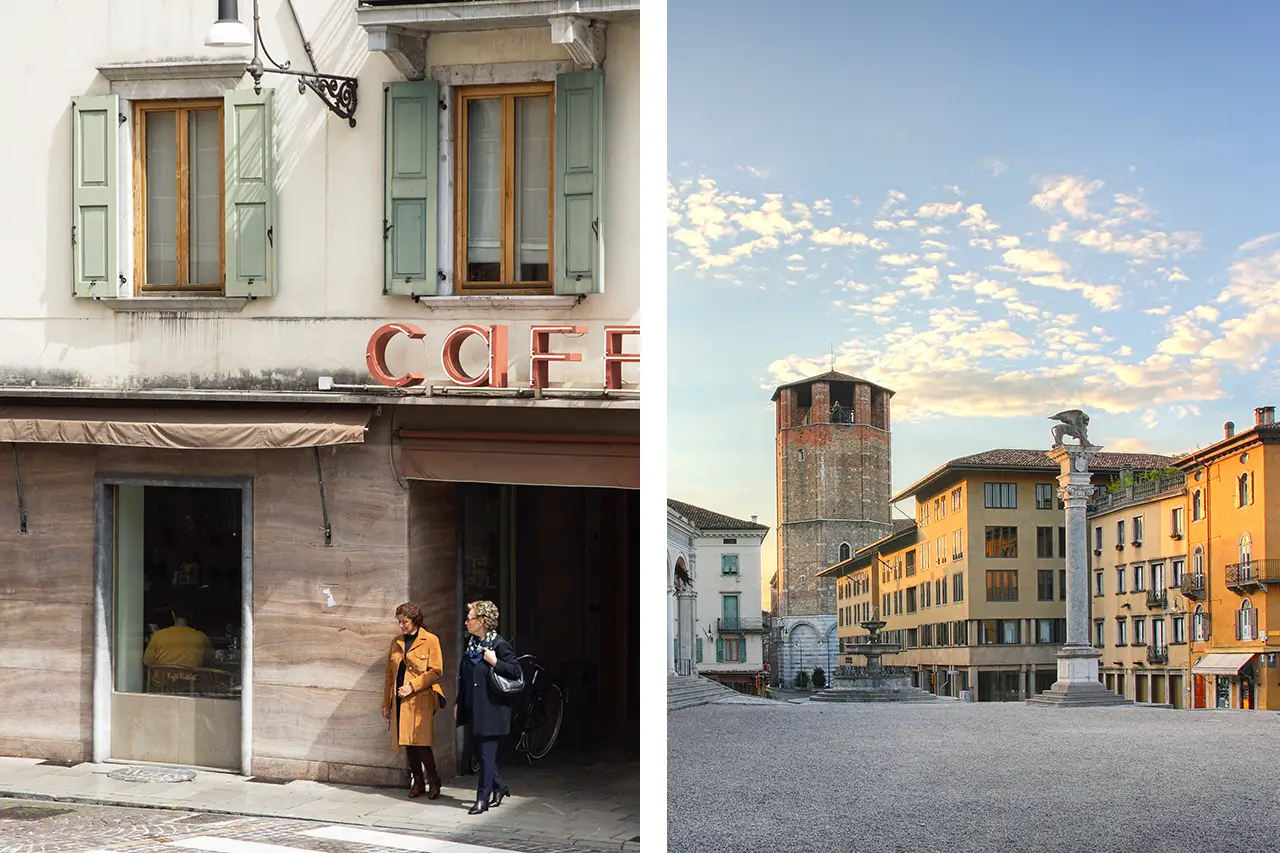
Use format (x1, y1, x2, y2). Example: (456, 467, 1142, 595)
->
(384, 81, 439, 296)
(71, 94, 119, 298)
(224, 89, 276, 297)
(695, 638, 703, 663)
(715, 637, 724, 662)
(554, 69, 604, 295)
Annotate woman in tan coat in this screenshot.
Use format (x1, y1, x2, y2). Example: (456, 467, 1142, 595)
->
(382, 602, 446, 799)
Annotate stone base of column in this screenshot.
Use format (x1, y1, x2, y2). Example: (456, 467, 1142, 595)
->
(1026, 645, 1133, 707)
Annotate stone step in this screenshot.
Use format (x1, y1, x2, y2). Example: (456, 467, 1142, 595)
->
(1026, 682, 1136, 707)
(810, 686, 944, 703)
(667, 674, 748, 711)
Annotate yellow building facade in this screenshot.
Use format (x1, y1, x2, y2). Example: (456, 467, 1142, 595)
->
(823, 449, 1171, 701)
(1086, 472, 1190, 707)
(1177, 410, 1280, 711)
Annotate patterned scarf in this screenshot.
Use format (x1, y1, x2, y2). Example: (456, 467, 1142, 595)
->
(465, 629, 498, 663)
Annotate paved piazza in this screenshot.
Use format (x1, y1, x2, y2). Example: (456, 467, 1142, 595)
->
(668, 699, 1280, 852)
(0, 797, 616, 853)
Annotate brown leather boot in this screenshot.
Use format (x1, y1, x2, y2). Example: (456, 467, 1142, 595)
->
(427, 773, 441, 800)
(408, 763, 425, 798)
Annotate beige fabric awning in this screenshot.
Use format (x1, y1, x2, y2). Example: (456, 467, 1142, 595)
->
(1192, 652, 1255, 675)
(0, 405, 374, 450)
(398, 429, 638, 489)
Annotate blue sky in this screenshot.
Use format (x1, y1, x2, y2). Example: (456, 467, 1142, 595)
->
(668, 1, 1280, 590)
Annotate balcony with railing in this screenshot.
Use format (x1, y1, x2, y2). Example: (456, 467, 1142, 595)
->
(1146, 588, 1168, 609)
(1086, 472, 1186, 516)
(1226, 559, 1280, 594)
(1180, 574, 1205, 600)
(718, 617, 767, 634)
(1146, 644, 1168, 664)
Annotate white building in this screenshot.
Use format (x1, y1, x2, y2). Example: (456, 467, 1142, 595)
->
(667, 499, 769, 694)
(0, 0, 640, 783)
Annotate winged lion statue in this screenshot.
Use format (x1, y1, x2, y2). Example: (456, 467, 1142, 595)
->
(1049, 409, 1091, 447)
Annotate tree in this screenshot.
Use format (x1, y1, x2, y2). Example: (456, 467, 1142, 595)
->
(812, 667, 826, 689)
(795, 669, 810, 689)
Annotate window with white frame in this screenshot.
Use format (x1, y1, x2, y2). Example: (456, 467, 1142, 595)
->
(1236, 600, 1258, 641)
(1115, 617, 1128, 645)
(1132, 515, 1144, 544)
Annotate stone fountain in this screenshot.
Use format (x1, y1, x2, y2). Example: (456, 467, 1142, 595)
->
(811, 613, 941, 702)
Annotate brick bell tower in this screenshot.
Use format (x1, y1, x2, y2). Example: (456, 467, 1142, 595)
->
(771, 371, 894, 683)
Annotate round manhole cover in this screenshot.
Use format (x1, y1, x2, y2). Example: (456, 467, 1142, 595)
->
(106, 766, 196, 783)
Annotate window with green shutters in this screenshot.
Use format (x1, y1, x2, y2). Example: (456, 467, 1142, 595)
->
(695, 637, 703, 663)
(70, 89, 276, 298)
(383, 80, 439, 297)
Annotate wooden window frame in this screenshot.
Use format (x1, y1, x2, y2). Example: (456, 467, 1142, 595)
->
(133, 99, 225, 293)
(454, 82, 555, 295)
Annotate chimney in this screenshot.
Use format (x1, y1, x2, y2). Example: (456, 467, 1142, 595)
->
(1266, 406, 1276, 426)
(751, 515, 758, 524)
(1225, 421, 1236, 439)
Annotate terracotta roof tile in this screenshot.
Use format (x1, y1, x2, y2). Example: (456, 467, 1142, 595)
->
(893, 448, 1175, 502)
(667, 498, 770, 532)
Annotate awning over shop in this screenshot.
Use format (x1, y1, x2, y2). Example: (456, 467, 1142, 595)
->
(398, 429, 638, 489)
(1192, 652, 1255, 675)
(0, 405, 374, 450)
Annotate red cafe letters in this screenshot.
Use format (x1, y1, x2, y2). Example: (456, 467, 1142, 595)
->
(365, 322, 640, 390)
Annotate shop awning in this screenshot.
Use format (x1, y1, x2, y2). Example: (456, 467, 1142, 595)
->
(0, 405, 374, 450)
(1192, 652, 1255, 675)
(398, 429, 638, 489)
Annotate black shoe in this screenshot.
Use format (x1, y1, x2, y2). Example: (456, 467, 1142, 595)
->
(468, 799, 489, 815)
(488, 785, 510, 807)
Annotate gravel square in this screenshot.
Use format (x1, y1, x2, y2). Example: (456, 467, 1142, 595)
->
(668, 700, 1280, 853)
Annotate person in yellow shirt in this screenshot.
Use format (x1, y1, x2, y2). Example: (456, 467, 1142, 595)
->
(143, 603, 213, 691)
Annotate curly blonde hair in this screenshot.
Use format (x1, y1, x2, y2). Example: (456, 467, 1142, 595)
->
(467, 600, 500, 633)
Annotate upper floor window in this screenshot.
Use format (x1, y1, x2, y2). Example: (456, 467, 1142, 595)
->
(984, 483, 1017, 509)
(457, 83, 553, 291)
(839, 542, 851, 562)
(1171, 506, 1184, 537)
(1192, 489, 1203, 521)
(1238, 473, 1253, 507)
(985, 526, 1018, 558)
(951, 487, 963, 513)
(135, 99, 224, 291)
(1193, 546, 1205, 577)
(1035, 483, 1054, 510)
(1131, 515, 1144, 544)
(721, 554, 739, 575)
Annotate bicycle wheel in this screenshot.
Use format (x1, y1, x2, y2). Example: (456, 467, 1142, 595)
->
(522, 682, 565, 760)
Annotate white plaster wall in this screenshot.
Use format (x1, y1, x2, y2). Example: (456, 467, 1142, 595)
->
(694, 531, 765, 670)
(0, 0, 639, 390)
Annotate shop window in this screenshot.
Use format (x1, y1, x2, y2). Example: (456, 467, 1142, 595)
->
(113, 485, 243, 702)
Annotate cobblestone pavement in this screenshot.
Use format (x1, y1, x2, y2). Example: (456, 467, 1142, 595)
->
(669, 700, 1280, 853)
(0, 797, 629, 853)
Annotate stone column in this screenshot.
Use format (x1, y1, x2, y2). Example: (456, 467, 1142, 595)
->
(676, 589, 697, 676)
(667, 580, 676, 676)
(1029, 439, 1130, 706)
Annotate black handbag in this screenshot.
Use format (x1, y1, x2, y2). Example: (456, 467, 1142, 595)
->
(489, 660, 525, 695)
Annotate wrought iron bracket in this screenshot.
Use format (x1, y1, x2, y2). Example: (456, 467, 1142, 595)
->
(11, 443, 28, 534)
(313, 446, 333, 547)
(246, 0, 358, 127)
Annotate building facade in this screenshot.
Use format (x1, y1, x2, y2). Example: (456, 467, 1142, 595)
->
(667, 499, 770, 693)
(1177, 409, 1280, 711)
(823, 449, 1171, 701)
(770, 371, 893, 687)
(0, 0, 640, 783)
(1086, 470, 1190, 707)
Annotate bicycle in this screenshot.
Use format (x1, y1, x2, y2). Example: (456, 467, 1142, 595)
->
(469, 653, 567, 772)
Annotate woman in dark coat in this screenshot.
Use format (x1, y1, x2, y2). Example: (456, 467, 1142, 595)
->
(455, 599, 521, 815)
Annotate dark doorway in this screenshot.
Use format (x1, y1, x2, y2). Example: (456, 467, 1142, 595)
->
(455, 483, 639, 762)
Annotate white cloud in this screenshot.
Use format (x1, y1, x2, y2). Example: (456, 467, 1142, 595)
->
(959, 204, 999, 232)
(1022, 274, 1122, 311)
(879, 253, 919, 266)
(811, 226, 872, 246)
(901, 266, 940, 295)
(915, 201, 965, 218)
(1239, 233, 1280, 253)
(1002, 248, 1067, 274)
(984, 159, 1009, 178)
(1031, 175, 1105, 220)
(996, 235, 1021, 249)
(1144, 305, 1172, 316)
(874, 220, 898, 230)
